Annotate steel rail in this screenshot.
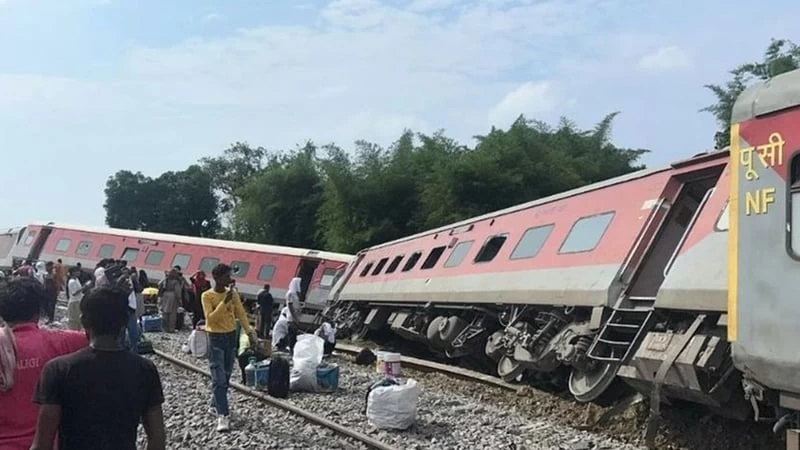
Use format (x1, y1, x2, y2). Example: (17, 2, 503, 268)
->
(153, 349, 401, 450)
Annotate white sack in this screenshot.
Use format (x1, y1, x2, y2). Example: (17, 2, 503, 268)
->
(188, 327, 209, 359)
(366, 379, 420, 430)
(290, 334, 325, 392)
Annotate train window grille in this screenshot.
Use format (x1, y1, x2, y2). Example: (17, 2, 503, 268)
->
(444, 240, 474, 268)
(199, 257, 220, 273)
(385, 255, 404, 273)
(474, 235, 507, 263)
(258, 265, 276, 281)
(359, 262, 374, 277)
(320, 268, 338, 287)
(145, 250, 165, 266)
(789, 153, 800, 256)
(171, 254, 191, 272)
(421, 246, 447, 269)
(121, 248, 140, 262)
(402, 252, 423, 271)
(558, 211, 615, 254)
(371, 258, 389, 275)
(23, 231, 36, 246)
(97, 244, 115, 259)
(510, 224, 554, 260)
(54, 238, 71, 253)
(76, 241, 92, 256)
(232, 261, 250, 277)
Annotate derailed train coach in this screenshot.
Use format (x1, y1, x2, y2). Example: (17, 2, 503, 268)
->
(326, 67, 800, 433)
(3, 223, 354, 321)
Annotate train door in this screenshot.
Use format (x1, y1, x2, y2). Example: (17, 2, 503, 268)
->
(28, 226, 53, 261)
(294, 258, 320, 302)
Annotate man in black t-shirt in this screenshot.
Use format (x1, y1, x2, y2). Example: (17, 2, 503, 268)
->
(29, 286, 166, 450)
(256, 284, 274, 339)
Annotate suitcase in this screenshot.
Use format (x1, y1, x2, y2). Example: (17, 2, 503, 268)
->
(142, 315, 163, 333)
(267, 356, 290, 399)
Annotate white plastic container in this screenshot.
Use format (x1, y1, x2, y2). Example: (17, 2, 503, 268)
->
(375, 351, 388, 374)
(383, 352, 402, 378)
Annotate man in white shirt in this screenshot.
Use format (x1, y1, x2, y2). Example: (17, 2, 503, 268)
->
(66, 269, 86, 330)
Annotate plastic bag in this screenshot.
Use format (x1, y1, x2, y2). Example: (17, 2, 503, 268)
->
(290, 334, 324, 392)
(188, 327, 208, 359)
(366, 378, 420, 430)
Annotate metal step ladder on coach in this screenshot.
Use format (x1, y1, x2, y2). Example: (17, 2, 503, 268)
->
(587, 295, 656, 364)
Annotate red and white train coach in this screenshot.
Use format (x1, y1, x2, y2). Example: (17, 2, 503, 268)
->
(326, 149, 735, 414)
(2, 223, 353, 314)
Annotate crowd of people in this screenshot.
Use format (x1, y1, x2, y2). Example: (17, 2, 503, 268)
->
(0, 256, 326, 449)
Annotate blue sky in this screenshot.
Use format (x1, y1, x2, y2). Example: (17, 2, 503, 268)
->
(1, 0, 798, 228)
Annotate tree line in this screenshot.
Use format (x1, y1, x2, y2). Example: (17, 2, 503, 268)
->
(104, 39, 800, 254)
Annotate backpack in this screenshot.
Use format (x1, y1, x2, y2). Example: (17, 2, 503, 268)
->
(137, 337, 154, 355)
(188, 327, 209, 358)
(268, 355, 290, 399)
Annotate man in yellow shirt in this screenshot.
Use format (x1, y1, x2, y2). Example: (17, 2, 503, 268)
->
(201, 263, 255, 432)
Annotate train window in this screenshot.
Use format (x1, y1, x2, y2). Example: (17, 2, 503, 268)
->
(76, 241, 92, 256)
(258, 265, 276, 281)
(790, 154, 800, 256)
(359, 262, 374, 277)
(23, 231, 36, 246)
(54, 238, 71, 253)
(145, 250, 164, 266)
(444, 240, 474, 268)
(97, 244, 115, 259)
(421, 246, 446, 269)
(401, 252, 422, 271)
(714, 201, 730, 232)
(510, 224, 554, 260)
(558, 211, 615, 254)
(232, 261, 250, 277)
(385, 255, 404, 274)
(121, 248, 140, 262)
(171, 254, 191, 271)
(199, 257, 220, 273)
(372, 258, 389, 275)
(320, 268, 339, 287)
(474, 235, 508, 263)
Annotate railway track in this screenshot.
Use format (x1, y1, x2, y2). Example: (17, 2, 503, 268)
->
(152, 349, 400, 450)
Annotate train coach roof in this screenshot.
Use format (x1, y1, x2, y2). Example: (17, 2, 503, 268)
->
(359, 166, 669, 252)
(29, 222, 355, 262)
(732, 68, 800, 123)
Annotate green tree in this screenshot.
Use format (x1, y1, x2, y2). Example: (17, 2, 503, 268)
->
(702, 39, 800, 149)
(200, 142, 268, 216)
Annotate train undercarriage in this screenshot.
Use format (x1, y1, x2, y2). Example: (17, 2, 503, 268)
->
(324, 300, 753, 421)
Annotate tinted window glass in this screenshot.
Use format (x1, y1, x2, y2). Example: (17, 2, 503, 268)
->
(97, 244, 115, 259)
(171, 254, 191, 271)
(258, 265, 276, 281)
(510, 224, 554, 260)
(121, 248, 140, 262)
(145, 250, 164, 266)
(320, 268, 338, 287)
(200, 257, 220, 273)
(421, 246, 446, 269)
(401, 252, 422, 271)
(24, 231, 36, 246)
(55, 239, 71, 252)
(359, 262, 374, 277)
(76, 241, 92, 256)
(474, 235, 507, 263)
(444, 241, 473, 268)
(559, 212, 615, 254)
(385, 255, 403, 274)
(232, 261, 250, 277)
(372, 258, 388, 275)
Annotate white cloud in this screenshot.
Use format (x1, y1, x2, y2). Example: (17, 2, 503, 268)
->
(203, 13, 221, 23)
(488, 81, 561, 126)
(407, 0, 463, 12)
(638, 46, 692, 72)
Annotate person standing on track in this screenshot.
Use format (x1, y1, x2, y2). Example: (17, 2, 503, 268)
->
(0, 277, 87, 450)
(256, 283, 273, 339)
(202, 263, 256, 432)
(158, 267, 186, 333)
(66, 269, 88, 331)
(53, 259, 67, 296)
(41, 262, 58, 324)
(29, 285, 166, 450)
(190, 270, 211, 328)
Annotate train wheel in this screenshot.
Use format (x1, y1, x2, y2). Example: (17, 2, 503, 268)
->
(568, 360, 619, 403)
(497, 355, 525, 382)
(426, 317, 446, 347)
(438, 316, 467, 344)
